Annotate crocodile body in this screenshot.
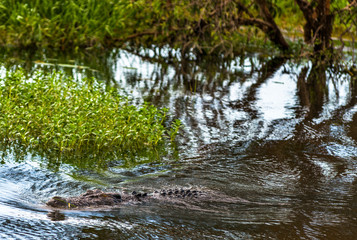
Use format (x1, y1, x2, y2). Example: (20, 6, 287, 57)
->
(46, 189, 205, 209)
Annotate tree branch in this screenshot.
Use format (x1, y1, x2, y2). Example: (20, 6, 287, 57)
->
(236, 18, 273, 30)
(294, 0, 314, 26)
(254, 0, 290, 51)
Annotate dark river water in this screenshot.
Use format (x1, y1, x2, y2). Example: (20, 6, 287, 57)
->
(0, 48, 357, 239)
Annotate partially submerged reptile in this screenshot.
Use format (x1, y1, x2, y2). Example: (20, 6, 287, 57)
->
(46, 188, 206, 209)
(46, 188, 286, 210)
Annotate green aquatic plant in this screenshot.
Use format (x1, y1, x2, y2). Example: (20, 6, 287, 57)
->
(169, 119, 182, 142)
(0, 69, 180, 161)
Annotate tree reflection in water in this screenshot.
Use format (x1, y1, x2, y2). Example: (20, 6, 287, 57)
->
(1, 47, 357, 239)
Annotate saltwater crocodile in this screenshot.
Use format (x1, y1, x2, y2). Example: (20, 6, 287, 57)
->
(46, 188, 287, 211)
(46, 188, 206, 209)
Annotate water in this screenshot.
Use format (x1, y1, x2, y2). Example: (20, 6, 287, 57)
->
(0, 48, 357, 239)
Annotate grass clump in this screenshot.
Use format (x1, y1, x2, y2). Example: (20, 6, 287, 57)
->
(0, 69, 180, 156)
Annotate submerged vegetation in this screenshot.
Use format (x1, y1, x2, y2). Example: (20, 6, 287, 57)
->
(0, 69, 180, 168)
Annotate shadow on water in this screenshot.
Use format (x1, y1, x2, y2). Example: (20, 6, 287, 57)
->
(0, 47, 357, 239)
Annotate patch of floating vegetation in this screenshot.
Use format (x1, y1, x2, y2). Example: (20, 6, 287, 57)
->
(0, 69, 181, 170)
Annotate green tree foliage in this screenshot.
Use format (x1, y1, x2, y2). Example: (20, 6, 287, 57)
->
(0, 0, 356, 57)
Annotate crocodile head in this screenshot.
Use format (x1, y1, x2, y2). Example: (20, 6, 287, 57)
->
(46, 190, 125, 209)
(46, 196, 69, 208)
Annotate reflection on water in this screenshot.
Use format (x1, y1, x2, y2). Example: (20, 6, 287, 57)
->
(0, 48, 357, 239)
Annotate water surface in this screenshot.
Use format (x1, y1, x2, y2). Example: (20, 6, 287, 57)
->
(1, 49, 357, 239)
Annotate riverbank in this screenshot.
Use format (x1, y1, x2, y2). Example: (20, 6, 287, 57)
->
(1, 0, 354, 55)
